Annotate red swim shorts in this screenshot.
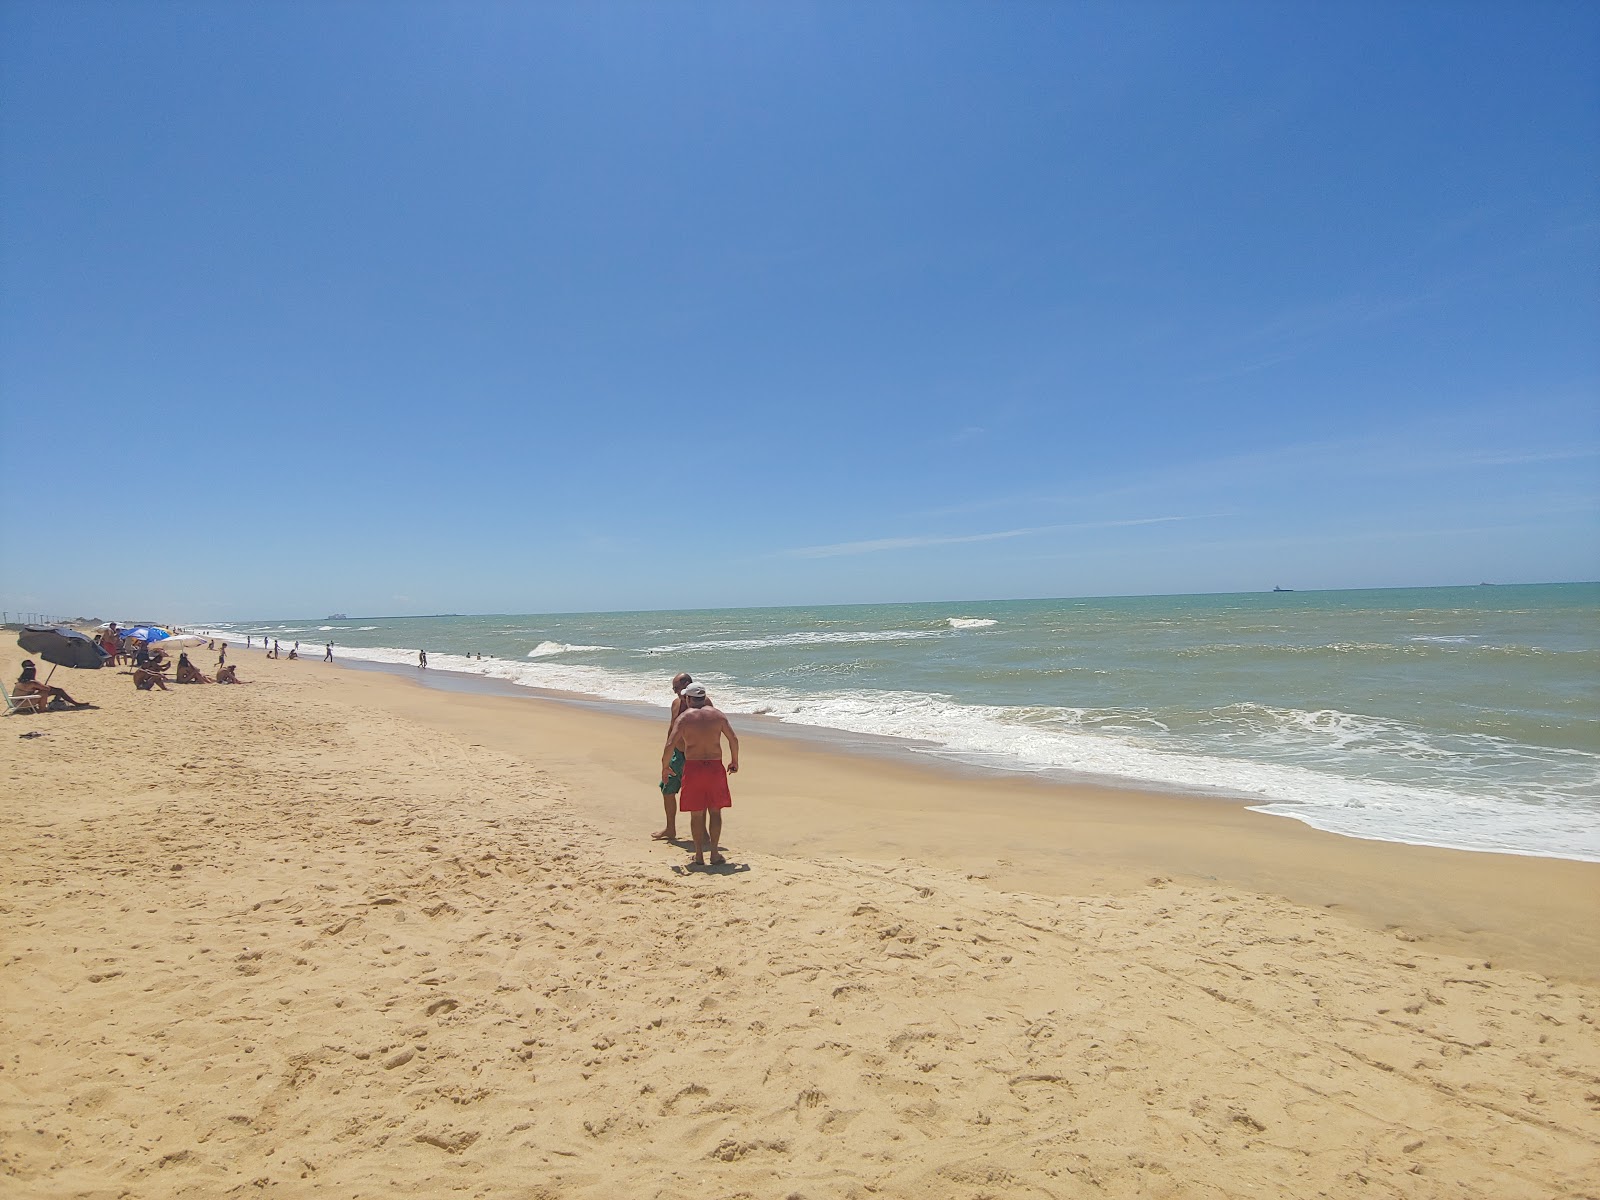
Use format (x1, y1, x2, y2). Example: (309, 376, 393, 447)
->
(678, 759, 732, 812)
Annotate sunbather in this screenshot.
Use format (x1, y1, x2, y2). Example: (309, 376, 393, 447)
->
(216, 664, 249, 684)
(174, 653, 213, 684)
(14, 661, 89, 709)
(133, 666, 170, 691)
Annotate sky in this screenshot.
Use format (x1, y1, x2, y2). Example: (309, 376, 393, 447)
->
(2, 0, 1596, 622)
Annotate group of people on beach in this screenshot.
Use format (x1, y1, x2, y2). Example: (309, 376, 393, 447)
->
(126, 645, 248, 690)
(653, 672, 739, 867)
(86, 624, 245, 691)
(19, 623, 745, 870)
(10, 625, 247, 711)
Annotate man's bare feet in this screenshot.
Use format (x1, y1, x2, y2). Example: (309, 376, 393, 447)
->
(691, 855, 705, 867)
(709, 852, 727, 866)
(651, 829, 677, 841)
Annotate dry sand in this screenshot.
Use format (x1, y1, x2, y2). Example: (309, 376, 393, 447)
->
(2, 643, 1597, 1199)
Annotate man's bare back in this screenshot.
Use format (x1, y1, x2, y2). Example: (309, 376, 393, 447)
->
(670, 704, 740, 766)
(662, 686, 740, 866)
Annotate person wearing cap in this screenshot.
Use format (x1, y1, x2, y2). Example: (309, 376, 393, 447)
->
(14, 660, 89, 709)
(661, 682, 740, 866)
(653, 673, 697, 841)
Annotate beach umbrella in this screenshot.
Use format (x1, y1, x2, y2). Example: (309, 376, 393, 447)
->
(17, 625, 112, 681)
(157, 634, 209, 649)
(121, 626, 170, 643)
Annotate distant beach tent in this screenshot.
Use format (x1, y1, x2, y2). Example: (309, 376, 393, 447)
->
(17, 625, 111, 680)
(121, 626, 170, 643)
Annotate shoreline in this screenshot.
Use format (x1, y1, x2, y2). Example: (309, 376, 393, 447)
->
(265, 645, 1600, 980)
(5, 639, 1598, 1196)
(295, 640, 1600, 869)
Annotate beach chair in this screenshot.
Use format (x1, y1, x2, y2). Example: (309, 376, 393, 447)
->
(4, 689, 45, 715)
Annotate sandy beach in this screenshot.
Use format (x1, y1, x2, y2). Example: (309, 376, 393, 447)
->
(3, 643, 1597, 1199)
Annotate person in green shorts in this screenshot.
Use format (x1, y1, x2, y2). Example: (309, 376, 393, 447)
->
(653, 673, 695, 841)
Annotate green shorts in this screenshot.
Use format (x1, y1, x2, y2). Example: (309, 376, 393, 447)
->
(660, 748, 686, 796)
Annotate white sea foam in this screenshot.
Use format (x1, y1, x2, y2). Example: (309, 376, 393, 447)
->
(645, 630, 943, 654)
(357, 626, 377, 631)
(239, 636, 1600, 863)
(527, 641, 610, 658)
(182, 591, 1600, 867)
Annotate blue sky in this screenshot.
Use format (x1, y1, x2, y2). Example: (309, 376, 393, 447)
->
(2, 0, 1596, 621)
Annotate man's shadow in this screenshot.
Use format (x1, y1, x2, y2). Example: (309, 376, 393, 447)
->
(670, 860, 751, 877)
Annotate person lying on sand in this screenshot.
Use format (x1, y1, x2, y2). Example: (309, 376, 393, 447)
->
(216, 664, 249, 684)
(662, 683, 739, 867)
(13, 660, 90, 709)
(174, 653, 213, 684)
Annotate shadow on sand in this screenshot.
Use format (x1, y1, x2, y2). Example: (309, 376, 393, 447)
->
(670, 860, 751, 877)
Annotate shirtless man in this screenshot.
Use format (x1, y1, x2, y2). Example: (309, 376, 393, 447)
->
(661, 683, 739, 866)
(652, 673, 694, 841)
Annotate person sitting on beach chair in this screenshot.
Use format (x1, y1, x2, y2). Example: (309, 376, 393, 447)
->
(216, 664, 249, 684)
(174, 652, 213, 684)
(14, 660, 90, 709)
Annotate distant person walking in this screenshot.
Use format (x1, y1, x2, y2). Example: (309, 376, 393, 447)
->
(418, 649, 427, 669)
(653, 673, 695, 842)
(271, 639, 280, 659)
(662, 683, 739, 867)
(324, 642, 333, 662)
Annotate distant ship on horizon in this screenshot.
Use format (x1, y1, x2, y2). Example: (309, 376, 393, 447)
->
(1272, 586, 1294, 593)
(325, 613, 348, 620)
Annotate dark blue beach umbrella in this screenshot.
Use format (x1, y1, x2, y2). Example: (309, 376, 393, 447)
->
(17, 625, 112, 681)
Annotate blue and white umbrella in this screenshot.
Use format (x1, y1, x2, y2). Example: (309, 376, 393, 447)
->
(121, 626, 170, 643)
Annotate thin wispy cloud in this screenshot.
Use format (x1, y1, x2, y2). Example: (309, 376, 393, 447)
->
(912, 428, 1599, 525)
(778, 516, 1196, 559)
(1456, 447, 1600, 468)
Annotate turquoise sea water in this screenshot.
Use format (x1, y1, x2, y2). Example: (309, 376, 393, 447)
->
(197, 584, 1600, 862)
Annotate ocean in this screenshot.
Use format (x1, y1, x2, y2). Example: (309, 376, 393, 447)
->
(196, 583, 1600, 863)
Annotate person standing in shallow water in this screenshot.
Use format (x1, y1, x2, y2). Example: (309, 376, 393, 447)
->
(418, 649, 427, 669)
(662, 683, 739, 867)
(652, 673, 694, 841)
